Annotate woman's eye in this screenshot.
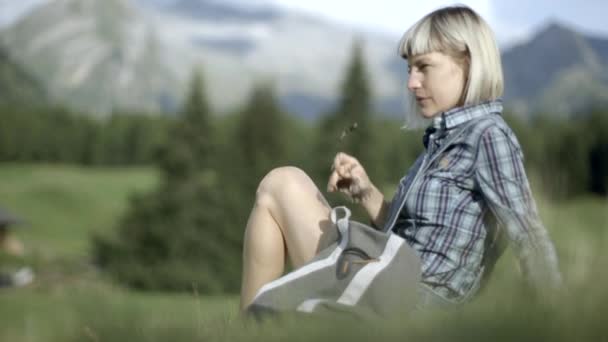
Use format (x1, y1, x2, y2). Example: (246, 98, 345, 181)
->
(407, 64, 429, 73)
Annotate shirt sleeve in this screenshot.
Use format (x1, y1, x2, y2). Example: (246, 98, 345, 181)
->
(475, 125, 562, 295)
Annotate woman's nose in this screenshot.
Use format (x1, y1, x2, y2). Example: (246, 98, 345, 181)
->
(407, 74, 421, 91)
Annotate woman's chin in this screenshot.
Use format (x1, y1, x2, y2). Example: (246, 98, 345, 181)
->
(420, 109, 440, 119)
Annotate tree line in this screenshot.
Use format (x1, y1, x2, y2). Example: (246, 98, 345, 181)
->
(0, 104, 169, 165)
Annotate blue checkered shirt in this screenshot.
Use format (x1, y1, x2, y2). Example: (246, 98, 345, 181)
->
(383, 100, 562, 302)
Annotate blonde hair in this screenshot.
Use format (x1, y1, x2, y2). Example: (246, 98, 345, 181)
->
(398, 5, 504, 129)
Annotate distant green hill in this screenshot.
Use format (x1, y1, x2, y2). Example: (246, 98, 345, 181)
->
(0, 44, 46, 106)
(0, 164, 157, 258)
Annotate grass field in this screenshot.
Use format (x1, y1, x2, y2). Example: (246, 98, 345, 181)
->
(0, 163, 607, 341)
(0, 163, 158, 258)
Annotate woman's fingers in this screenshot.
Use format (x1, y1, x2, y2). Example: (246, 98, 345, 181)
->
(335, 155, 359, 177)
(327, 166, 354, 193)
(339, 164, 353, 177)
(327, 166, 349, 192)
(332, 152, 357, 171)
(327, 171, 340, 192)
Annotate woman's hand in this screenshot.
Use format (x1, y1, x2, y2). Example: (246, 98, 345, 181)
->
(327, 152, 373, 203)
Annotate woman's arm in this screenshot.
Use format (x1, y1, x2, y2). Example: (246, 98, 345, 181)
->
(475, 125, 562, 297)
(359, 185, 389, 229)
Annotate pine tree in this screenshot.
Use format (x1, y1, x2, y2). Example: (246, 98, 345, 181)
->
(235, 83, 288, 192)
(587, 109, 608, 195)
(313, 40, 377, 186)
(157, 69, 214, 183)
(94, 68, 243, 293)
(200, 83, 294, 275)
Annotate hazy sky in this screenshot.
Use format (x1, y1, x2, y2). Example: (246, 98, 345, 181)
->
(0, 0, 49, 28)
(2, 0, 607, 47)
(273, 0, 608, 46)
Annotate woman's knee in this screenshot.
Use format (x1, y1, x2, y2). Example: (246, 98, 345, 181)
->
(256, 166, 312, 204)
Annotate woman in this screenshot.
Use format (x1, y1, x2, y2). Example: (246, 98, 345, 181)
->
(239, 5, 562, 312)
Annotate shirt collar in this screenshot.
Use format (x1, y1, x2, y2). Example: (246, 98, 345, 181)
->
(432, 98, 503, 131)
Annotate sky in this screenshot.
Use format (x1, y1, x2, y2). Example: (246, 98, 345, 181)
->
(0, 0, 49, 29)
(272, 0, 608, 47)
(1, 0, 607, 48)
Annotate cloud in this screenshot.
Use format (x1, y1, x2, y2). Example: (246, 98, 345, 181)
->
(273, 0, 493, 36)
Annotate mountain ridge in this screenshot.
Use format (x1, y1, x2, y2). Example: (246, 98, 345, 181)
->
(502, 21, 608, 117)
(0, 43, 47, 105)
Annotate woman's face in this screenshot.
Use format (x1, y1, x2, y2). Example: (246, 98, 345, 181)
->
(407, 51, 467, 118)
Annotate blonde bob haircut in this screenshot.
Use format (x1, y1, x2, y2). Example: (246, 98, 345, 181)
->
(398, 5, 504, 129)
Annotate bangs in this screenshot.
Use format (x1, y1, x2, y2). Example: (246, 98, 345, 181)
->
(398, 18, 444, 60)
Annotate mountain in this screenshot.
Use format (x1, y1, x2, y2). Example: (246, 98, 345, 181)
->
(502, 22, 608, 117)
(1, 0, 607, 119)
(0, 0, 180, 116)
(0, 44, 46, 105)
(162, 0, 281, 22)
(0, 0, 403, 118)
(139, 0, 404, 118)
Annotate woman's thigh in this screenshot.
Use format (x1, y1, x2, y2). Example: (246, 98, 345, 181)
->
(256, 166, 333, 268)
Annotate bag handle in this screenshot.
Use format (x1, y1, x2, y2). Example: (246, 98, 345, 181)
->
(331, 206, 351, 237)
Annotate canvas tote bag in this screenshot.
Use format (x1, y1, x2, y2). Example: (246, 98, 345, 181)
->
(247, 206, 421, 319)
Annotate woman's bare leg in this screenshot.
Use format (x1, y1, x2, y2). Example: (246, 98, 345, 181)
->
(239, 166, 332, 311)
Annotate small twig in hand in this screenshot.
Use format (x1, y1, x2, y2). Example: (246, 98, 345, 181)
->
(339, 122, 358, 141)
(335, 122, 359, 192)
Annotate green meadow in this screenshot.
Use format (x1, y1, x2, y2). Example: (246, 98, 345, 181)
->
(0, 163, 607, 341)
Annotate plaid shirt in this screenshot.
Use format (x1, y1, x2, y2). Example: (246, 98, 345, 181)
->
(383, 100, 562, 302)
